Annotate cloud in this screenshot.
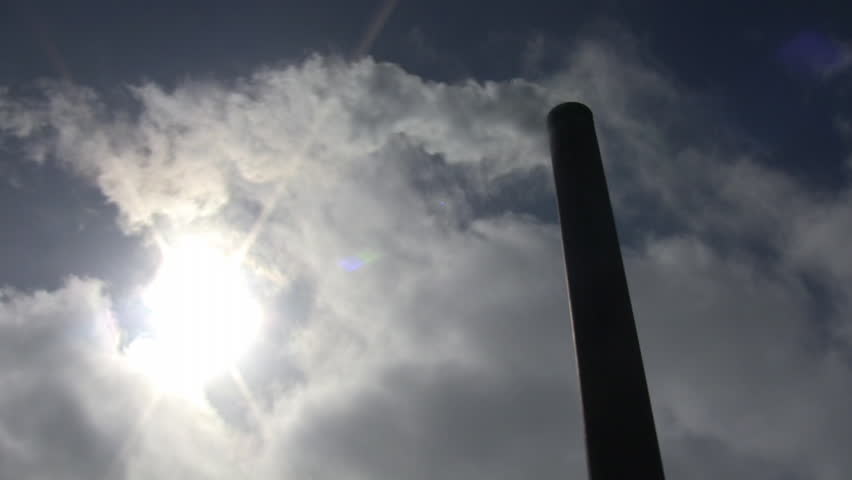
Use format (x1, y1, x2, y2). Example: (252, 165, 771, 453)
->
(0, 57, 551, 231)
(2, 31, 852, 480)
(0, 278, 259, 479)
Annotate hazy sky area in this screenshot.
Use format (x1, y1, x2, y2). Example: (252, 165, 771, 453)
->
(2, 1, 852, 479)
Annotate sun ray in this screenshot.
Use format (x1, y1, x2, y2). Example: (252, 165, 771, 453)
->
(103, 391, 163, 480)
(235, 0, 398, 266)
(229, 366, 268, 441)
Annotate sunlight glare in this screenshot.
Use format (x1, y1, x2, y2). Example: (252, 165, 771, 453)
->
(126, 235, 263, 395)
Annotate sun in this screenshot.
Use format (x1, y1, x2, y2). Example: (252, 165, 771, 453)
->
(125, 234, 263, 395)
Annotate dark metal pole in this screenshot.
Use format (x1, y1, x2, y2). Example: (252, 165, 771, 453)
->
(547, 102, 666, 480)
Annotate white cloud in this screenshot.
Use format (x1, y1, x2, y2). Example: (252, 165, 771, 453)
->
(2, 32, 852, 480)
(0, 278, 261, 479)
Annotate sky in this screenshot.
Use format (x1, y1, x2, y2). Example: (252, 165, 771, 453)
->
(1, 1, 852, 479)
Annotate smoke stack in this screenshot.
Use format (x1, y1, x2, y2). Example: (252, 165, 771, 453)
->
(547, 102, 666, 480)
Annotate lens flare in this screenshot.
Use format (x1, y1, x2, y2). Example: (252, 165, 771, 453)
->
(339, 250, 382, 272)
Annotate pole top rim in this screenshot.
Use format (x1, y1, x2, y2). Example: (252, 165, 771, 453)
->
(548, 102, 593, 128)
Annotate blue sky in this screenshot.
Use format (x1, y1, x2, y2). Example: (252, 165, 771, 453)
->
(1, 1, 852, 479)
